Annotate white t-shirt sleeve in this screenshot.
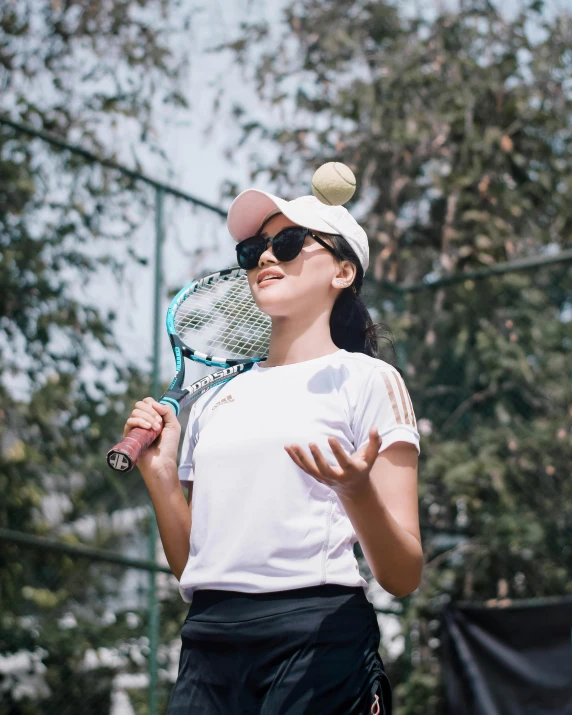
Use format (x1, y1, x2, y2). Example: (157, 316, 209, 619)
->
(178, 403, 199, 486)
(352, 366, 421, 455)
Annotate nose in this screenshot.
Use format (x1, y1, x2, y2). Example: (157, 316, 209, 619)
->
(258, 238, 278, 268)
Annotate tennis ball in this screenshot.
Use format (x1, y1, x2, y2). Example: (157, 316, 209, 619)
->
(311, 162, 356, 206)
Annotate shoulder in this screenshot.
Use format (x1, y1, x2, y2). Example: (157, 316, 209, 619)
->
(336, 352, 415, 421)
(339, 353, 419, 446)
(336, 350, 404, 384)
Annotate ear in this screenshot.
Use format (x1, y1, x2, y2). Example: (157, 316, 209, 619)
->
(331, 260, 357, 290)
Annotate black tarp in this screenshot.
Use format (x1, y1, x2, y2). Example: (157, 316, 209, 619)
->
(441, 597, 572, 715)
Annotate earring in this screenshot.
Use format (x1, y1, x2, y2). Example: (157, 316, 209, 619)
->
(336, 279, 350, 287)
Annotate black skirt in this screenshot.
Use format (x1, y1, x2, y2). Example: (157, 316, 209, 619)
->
(167, 584, 392, 715)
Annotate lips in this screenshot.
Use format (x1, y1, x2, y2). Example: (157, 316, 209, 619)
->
(257, 268, 284, 285)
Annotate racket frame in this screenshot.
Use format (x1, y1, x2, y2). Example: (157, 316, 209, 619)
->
(106, 268, 268, 472)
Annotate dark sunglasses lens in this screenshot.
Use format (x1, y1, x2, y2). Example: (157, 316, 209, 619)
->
(272, 227, 307, 261)
(236, 227, 308, 269)
(236, 238, 266, 269)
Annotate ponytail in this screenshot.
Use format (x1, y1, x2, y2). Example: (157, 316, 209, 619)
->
(326, 234, 396, 360)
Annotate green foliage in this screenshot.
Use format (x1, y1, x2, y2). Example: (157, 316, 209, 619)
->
(214, 1, 572, 712)
(1, 1, 193, 711)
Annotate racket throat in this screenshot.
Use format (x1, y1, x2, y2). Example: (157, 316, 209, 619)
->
(160, 388, 187, 416)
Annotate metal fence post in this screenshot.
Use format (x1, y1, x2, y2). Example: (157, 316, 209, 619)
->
(149, 187, 164, 715)
(394, 290, 408, 372)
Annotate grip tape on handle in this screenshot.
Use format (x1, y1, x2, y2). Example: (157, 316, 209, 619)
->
(106, 424, 163, 472)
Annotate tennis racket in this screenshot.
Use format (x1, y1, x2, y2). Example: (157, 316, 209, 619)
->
(106, 267, 271, 472)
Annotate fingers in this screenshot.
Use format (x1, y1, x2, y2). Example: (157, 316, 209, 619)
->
(154, 401, 178, 424)
(284, 446, 306, 472)
(140, 398, 177, 422)
(134, 400, 163, 428)
(285, 444, 342, 485)
(308, 443, 339, 478)
(284, 445, 321, 479)
(123, 415, 160, 435)
(363, 428, 382, 467)
(328, 437, 353, 470)
(285, 432, 382, 487)
(123, 398, 164, 438)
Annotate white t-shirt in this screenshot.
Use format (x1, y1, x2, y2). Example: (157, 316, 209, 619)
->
(177, 348, 420, 603)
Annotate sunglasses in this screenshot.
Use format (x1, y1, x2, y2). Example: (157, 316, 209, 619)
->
(236, 226, 337, 270)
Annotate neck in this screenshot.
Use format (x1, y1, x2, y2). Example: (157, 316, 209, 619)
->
(263, 308, 339, 367)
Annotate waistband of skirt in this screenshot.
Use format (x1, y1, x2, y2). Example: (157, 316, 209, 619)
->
(187, 584, 369, 621)
(193, 584, 363, 606)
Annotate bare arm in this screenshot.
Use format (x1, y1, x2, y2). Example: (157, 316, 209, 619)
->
(285, 432, 423, 598)
(339, 442, 422, 597)
(140, 459, 191, 581)
(124, 398, 192, 580)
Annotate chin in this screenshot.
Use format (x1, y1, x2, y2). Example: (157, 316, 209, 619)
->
(254, 296, 291, 319)
(252, 283, 298, 318)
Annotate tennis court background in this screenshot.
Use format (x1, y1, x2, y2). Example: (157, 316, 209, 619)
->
(1, 118, 571, 715)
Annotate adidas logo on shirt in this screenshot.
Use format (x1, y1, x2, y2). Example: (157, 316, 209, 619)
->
(212, 395, 235, 411)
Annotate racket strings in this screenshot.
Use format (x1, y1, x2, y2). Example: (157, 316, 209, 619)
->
(177, 285, 267, 349)
(174, 274, 270, 359)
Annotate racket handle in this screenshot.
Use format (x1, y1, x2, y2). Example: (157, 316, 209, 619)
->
(106, 425, 163, 472)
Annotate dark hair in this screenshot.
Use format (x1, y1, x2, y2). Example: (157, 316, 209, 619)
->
(325, 234, 395, 359)
(254, 216, 395, 360)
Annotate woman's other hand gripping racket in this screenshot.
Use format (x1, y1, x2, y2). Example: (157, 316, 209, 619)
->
(121, 398, 181, 476)
(107, 268, 271, 472)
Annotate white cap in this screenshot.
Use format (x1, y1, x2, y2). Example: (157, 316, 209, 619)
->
(227, 189, 369, 271)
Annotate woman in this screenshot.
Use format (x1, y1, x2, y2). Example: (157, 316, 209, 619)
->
(123, 189, 422, 714)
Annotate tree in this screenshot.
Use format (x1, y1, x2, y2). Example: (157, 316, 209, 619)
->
(212, 2, 572, 712)
(1, 1, 194, 711)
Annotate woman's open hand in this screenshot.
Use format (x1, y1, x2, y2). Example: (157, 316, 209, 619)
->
(285, 427, 382, 499)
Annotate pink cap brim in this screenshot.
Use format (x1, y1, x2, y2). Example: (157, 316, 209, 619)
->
(227, 190, 289, 241)
(227, 189, 336, 242)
